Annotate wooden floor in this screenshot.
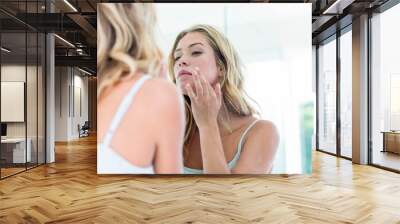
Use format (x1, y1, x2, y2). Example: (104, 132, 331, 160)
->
(1, 167, 25, 178)
(1, 163, 44, 178)
(373, 150, 400, 171)
(0, 135, 400, 223)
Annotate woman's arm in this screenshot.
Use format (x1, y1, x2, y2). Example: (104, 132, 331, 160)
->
(198, 122, 231, 174)
(151, 79, 185, 174)
(186, 69, 230, 174)
(231, 120, 279, 174)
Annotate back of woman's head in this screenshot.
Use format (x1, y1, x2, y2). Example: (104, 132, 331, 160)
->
(97, 3, 162, 97)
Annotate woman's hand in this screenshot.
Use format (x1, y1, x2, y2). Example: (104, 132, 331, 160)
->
(185, 67, 222, 128)
(186, 67, 229, 174)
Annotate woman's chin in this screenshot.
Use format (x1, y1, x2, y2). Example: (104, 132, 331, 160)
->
(180, 88, 188, 96)
(176, 81, 190, 95)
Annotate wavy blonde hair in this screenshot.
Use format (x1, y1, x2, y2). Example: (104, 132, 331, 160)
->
(97, 3, 162, 97)
(168, 24, 259, 160)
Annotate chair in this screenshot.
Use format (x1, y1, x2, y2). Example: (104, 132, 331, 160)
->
(79, 121, 90, 138)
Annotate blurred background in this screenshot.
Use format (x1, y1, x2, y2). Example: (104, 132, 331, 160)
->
(154, 3, 313, 174)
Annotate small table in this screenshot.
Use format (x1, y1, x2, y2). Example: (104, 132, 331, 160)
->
(381, 131, 400, 155)
(1, 138, 32, 163)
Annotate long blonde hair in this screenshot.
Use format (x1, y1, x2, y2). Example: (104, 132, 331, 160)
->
(168, 24, 258, 159)
(97, 3, 162, 97)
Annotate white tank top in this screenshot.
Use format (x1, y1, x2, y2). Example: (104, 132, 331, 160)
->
(97, 75, 155, 174)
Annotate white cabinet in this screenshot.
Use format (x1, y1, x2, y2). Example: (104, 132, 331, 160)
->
(1, 138, 32, 163)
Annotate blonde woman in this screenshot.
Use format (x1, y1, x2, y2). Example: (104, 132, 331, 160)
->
(97, 3, 185, 174)
(168, 25, 279, 174)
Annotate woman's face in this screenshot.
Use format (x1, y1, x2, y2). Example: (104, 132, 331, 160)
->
(173, 32, 221, 95)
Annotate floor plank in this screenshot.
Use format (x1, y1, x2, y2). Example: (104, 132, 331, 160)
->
(373, 151, 400, 171)
(0, 135, 399, 223)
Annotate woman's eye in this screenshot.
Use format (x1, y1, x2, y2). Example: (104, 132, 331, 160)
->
(174, 56, 181, 61)
(192, 51, 202, 56)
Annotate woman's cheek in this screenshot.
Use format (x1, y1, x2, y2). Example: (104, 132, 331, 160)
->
(204, 68, 216, 84)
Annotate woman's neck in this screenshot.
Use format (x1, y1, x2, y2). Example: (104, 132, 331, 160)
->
(217, 109, 249, 137)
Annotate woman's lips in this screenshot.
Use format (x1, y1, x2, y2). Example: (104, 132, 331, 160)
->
(178, 70, 193, 78)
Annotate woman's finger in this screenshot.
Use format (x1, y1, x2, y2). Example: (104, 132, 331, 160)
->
(193, 71, 203, 97)
(214, 83, 222, 104)
(195, 67, 209, 98)
(186, 84, 196, 101)
(200, 75, 210, 98)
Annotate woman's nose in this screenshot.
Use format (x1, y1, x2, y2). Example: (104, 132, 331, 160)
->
(178, 57, 188, 67)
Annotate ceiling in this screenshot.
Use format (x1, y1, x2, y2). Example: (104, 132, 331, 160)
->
(0, 0, 393, 75)
(0, 0, 98, 74)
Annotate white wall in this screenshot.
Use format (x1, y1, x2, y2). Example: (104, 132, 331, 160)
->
(1, 66, 26, 129)
(1, 82, 25, 122)
(55, 66, 69, 141)
(72, 72, 89, 138)
(55, 67, 89, 141)
(1, 63, 46, 164)
(1, 65, 37, 138)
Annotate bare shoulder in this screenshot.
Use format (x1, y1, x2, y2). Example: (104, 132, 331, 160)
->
(139, 77, 182, 108)
(253, 120, 278, 135)
(232, 118, 279, 173)
(142, 77, 180, 98)
(246, 119, 279, 147)
(137, 77, 183, 125)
